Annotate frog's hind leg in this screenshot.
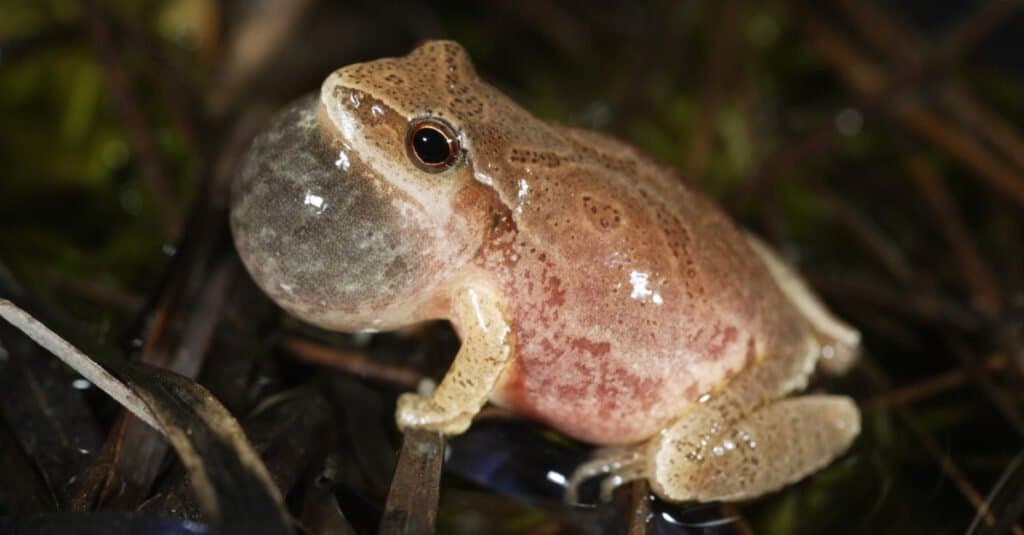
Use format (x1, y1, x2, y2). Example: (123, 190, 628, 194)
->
(646, 395, 859, 503)
(745, 232, 861, 375)
(573, 329, 857, 504)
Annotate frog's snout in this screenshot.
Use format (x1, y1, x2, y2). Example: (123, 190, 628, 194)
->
(229, 95, 429, 331)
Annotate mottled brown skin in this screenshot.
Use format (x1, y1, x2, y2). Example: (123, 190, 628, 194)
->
(231, 40, 861, 503)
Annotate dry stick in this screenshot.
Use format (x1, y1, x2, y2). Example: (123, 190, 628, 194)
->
(87, 255, 237, 510)
(857, 356, 1011, 531)
(807, 271, 985, 332)
(967, 450, 1024, 535)
(935, 0, 1022, 66)
(46, 272, 144, 313)
(743, 0, 1024, 204)
(0, 300, 161, 432)
(207, 0, 317, 115)
(949, 339, 1024, 439)
(835, 0, 1024, 175)
(796, 10, 1024, 209)
(860, 353, 1007, 412)
(84, 108, 266, 512)
(819, 193, 915, 283)
(0, 301, 292, 534)
(79, 0, 182, 237)
(941, 85, 1024, 175)
(379, 429, 445, 535)
(282, 337, 423, 390)
(907, 156, 1002, 315)
(826, 0, 1024, 432)
(683, 0, 744, 182)
(626, 480, 652, 535)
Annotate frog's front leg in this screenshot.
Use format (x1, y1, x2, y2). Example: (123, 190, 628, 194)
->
(396, 285, 512, 435)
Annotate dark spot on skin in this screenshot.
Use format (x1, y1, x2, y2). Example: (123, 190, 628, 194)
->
(706, 325, 739, 361)
(569, 337, 611, 357)
(744, 337, 758, 368)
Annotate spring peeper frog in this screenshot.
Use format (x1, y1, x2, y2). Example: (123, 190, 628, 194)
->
(230, 41, 862, 503)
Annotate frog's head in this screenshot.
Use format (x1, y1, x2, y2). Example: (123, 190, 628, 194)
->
(231, 41, 512, 332)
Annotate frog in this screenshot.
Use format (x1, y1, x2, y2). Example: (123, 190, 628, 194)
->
(229, 40, 862, 504)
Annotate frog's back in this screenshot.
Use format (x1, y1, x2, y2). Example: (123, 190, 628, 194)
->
(475, 120, 809, 445)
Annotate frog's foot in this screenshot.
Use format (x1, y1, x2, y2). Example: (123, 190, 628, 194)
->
(565, 445, 646, 505)
(745, 233, 861, 375)
(395, 392, 475, 435)
(648, 395, 859, 503)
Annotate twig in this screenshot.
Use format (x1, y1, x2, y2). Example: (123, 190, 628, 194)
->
(207, 0, 318, 116)
(683, 0, 744, 182)
(282, 337, 423, 390)
(907, 155, 1002, 315)
(46, 272, 144, 313)
(858, 356, 1018, 531)
(626, 479, 651, 535)
(782, 2, 1024, 209)
(967, 449, 1024, 535)
(832, 0, 1024, 179)
(79, 0, 182, 237)
(948, 340, 1024, 439)
(819, 193, 914, 283)
(860, 353, 1007, 412)
(379, 429, 445, 535)
(0, 300, 160, 431)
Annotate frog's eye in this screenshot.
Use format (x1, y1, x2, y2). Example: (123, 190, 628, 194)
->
(406, 119, 460, 172)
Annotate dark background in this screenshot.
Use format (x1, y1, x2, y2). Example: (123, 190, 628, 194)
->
(1, 1, 1023, 533)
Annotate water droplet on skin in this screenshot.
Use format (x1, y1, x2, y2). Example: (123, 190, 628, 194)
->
(629, 271, 654, 301)
(371, 104, 385, 118)
(418, 378, 437, 397)
(348, 91, 361, 108)
(723, 440, 736, 450)
(303, 191, 328, 215)
(474, 171, 494, 186)
(698, 393, 712, 404)
(712, 445, 725, 456)
(334, 150, 351, 171)
(822, 344, 836, 359)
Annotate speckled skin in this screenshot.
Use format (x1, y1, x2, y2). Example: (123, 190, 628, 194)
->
(231, 41, 861, 502)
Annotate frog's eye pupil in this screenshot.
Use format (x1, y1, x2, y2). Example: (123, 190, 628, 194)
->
(407, 120, 459, 172)
(413, 128, 449, 163)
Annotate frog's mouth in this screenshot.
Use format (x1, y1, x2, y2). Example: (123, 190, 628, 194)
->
(229, 95, 431, 331)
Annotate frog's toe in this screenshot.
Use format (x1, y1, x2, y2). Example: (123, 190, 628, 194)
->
(394, 393, 473, 435)
(564, 445, 646, 505)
